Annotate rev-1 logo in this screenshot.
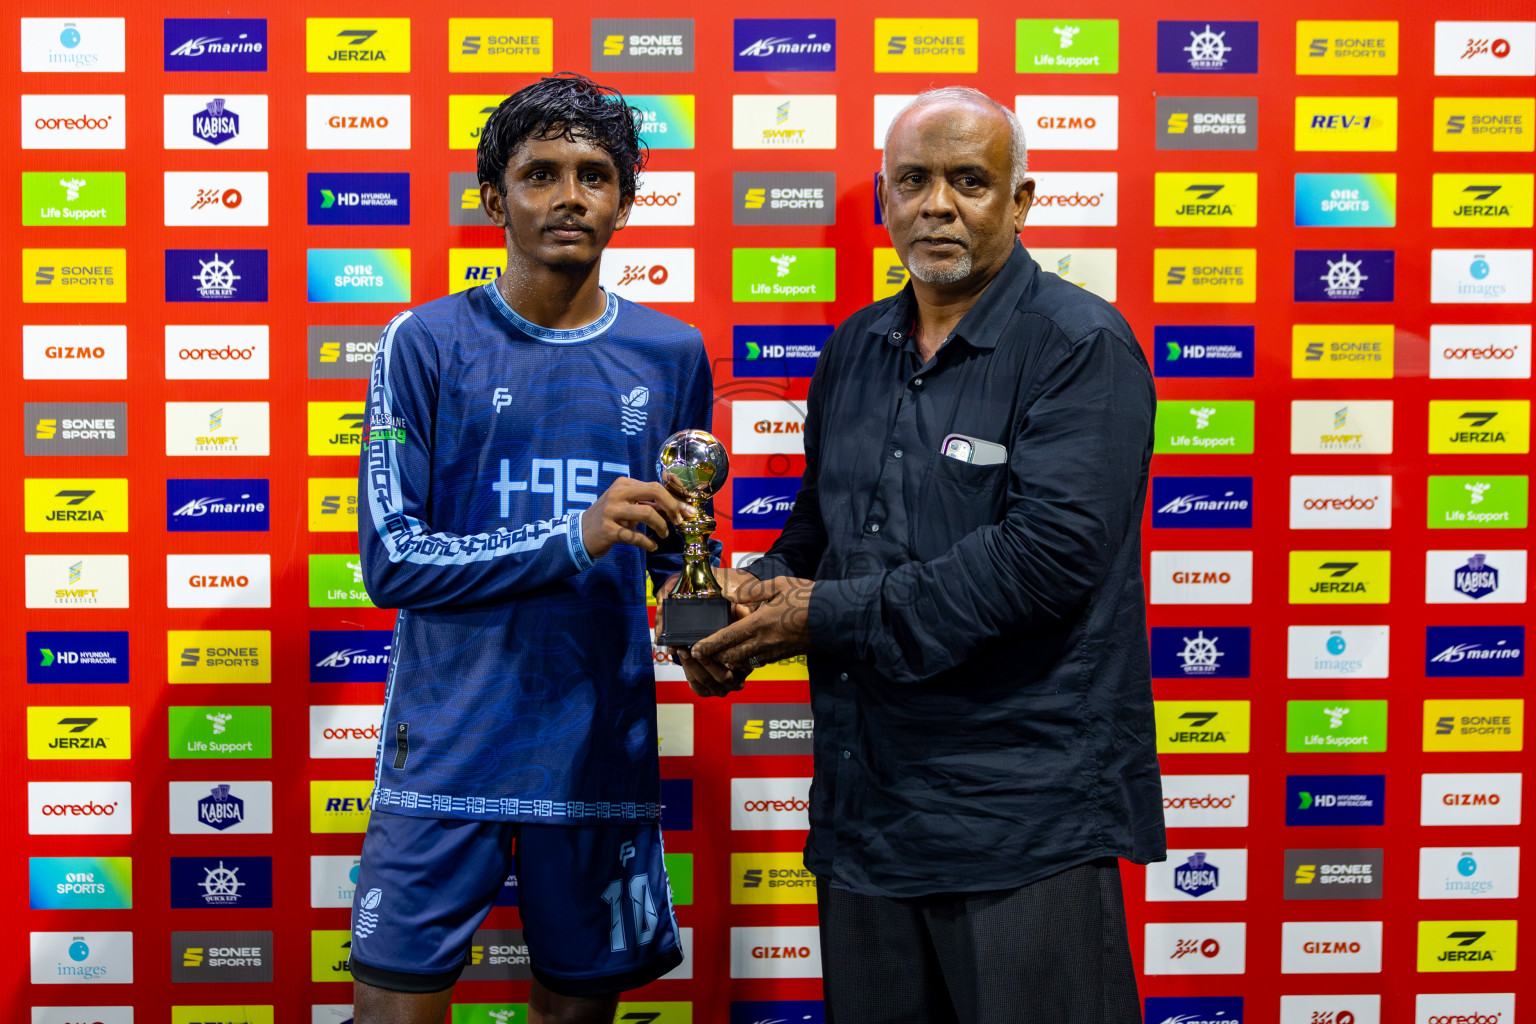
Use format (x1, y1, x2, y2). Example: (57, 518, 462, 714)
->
(491, 457, 631, 519)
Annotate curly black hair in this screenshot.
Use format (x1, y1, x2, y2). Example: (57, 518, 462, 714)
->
(476, 73, 648, 200)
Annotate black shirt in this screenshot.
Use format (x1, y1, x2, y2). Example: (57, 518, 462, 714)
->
(747, 242, 1166, 898)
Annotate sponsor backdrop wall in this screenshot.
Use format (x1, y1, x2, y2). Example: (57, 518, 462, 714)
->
(5, 2, 1534, 1021)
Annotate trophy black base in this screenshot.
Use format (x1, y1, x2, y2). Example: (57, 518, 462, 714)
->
(658, 596, 732, 648)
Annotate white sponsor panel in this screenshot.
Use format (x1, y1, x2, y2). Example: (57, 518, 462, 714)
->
(732, 399, 808, 455)
(730, 926, 822, 979)
(1145, 849, 1249, 902)
(28, 781, 133, 835)
(1435, 21, 1536, 75)
(1142, 922, 1246, 975)
(1287, 625, 1391, 679)
(1149, 551, 1254, 605)
(165, 401, 271, 456)
(312, 1009, 355, 1024)
(163, 171, 269, 227)
(23, 324, 128, 380)
(657, 703, 694, 757)
(1290, 476, 1394, 529)
(1431, 249, 1534, 304)
(306, 94, 412, 150)
(873, 94, 917, 148)
(165, 325, 270, 380)
(163, 94, 269, 149)
(1280, 920, 1383, 974)
(310, 854, 362, 908)
(1422, 773, 1523, 826)
(629, 171, 695, 227)
(309, 705, 382, 759)
(1425, 549, 1528, 604)
(1431, 325, 1532, 379)
(1160, 775, 1250, 828)
(673, 927, 694, 980)
(1279, 995, 1380, 1024)
(30, 931, 133, 984)
(166, 554, 271, 609)
(168, 780, 274, 834)
(1028, 247, 1118, 301)
(22, 94, 127, 149)
(650, 642, 686, 682)
(733, 94, 837, 149)
(25, 554, 130, 609)
(1416, 992, 1516, 1024)
(32, 1009, 134, 1024)
(20, 18, 127, 72)
(599, 248, 695, 302)
(1290, 400, 1395, 454)
(1015, 95, 1120, 150)
(731, 776, 812, 831)
(1418, 846, 1520, 900)
(1025, 171, 1119, 227)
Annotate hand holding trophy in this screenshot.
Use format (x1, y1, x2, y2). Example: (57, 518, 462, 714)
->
(656, 429, 731, 647)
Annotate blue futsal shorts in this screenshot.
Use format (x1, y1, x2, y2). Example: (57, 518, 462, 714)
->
(348, 809, 683, 996)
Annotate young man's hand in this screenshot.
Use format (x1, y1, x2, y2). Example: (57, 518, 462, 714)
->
(581, 478, 688, 559)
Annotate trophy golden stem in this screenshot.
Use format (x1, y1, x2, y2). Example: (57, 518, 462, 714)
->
(674, 513, 722, 599)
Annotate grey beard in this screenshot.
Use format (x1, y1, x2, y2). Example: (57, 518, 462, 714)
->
(907, 249, 973, 284)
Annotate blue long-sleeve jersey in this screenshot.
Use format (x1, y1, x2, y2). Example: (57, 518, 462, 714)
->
(358, 280, 712, 824)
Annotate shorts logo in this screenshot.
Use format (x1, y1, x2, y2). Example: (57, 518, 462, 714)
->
(1157, 21, 1258, 73)
(1294, 173, 1397, 227)
(355, 887, 383, 937)
(734, 19, 836, 72)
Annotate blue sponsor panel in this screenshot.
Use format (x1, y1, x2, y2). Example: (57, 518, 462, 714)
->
(494, 873, 520, 907)
(170, 856, 273, 908)
(27, 631, 130, 684)
(164, 18, 268, 71)
(732, 477, 800, 531)
(166, 479, 270, 532)
(660, 778, 693, 832)
(1294, 250, 1395, 302)
(1153, 325, 1254, 377)
(165, 249, 268, 302)
(308, 172, 411, 226)
(309, 630, 394, 683)
(1286, 775, 1386, 827)
(733, 1002, 827, 1024)
(1151, 627, 1251, 680)
(1144, 996, 1243, 1024)
(733, 19, 837, 71)
(1151, 476, 1253, 529)
(733, 325, 828, 378)
(1425, 626, 1526, 677)
(1156, 22, 1259, 73)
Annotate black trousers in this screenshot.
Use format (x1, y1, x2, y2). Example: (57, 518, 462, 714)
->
(817, 858, 1140, 1024)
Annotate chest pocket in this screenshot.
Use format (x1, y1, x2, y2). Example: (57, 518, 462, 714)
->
(914, 449, 1009, 560)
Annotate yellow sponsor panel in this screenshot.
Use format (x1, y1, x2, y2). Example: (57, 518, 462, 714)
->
(306, 17, 411, 72)
(1288, 550, 1391, 604)
(167, 630, 272, 684)
(873, 19, 978, 73)
(308, 478, 360, 533)
(1428, 400, 1531, 455)
(1424, 699, 1524, 752)
(1294, 96, 1398, 152)
(310, 780, 373, 834)
(311, 928, 355, 982)
(1435, 97, 1535, 153)
(448, 18, 553, 72)
(1291, 324, 1394, 379)
(614, 1004, 691, 1024)
(1153, 249, 1256, 303)
(173, 1010, 274, 1024)
(1154, 700, 1251, 754)
(22, 249, 127, 303)
(754, 654, 811, 681)
(873, 247, 908, 301)
(308, 401, 367, 457)
(731, 852, 818, 904)
(24, 478, 129, 533)
(1295, 21, 1398, 75)
(1417, 919, 1517, 972)
(449, 94, 510, 150)
(449, 247, 507, 293)
(27, 705, 131, 760)
(1431, 173, 1535, 228)
(1153, 173, 1258, 227)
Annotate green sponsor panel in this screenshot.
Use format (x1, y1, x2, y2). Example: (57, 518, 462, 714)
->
(1427, 475, 1529, 529)
(665, 852, 694, 906)
(1286, 700, 1388, 753)
(1154, 400, 1255, 454)
(1016, 19, 1119, 73)
(22, 171, 127, 226)
(168, 705, 273, 759)
(310, 553, 376, 607)
(451, 1007, 528, 1024)
(732, 248, 836, 303)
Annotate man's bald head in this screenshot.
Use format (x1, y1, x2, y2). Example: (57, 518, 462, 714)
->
(882, 88, 1028, 193)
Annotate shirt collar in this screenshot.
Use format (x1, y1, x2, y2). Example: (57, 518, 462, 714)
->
(868, 241, 1036, 351)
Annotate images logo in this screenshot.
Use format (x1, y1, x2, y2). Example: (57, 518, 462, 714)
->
(162, 94, 267, 149)
(1431, 248, 1535, 304)
(874, 18, 977, 73)
(1418, 847, 1520, 901)
(1150, 627, 1251, 680)
(1155, 701, 1252, 753)
(21, 171, 127, 227)
(1153, 325, 1254, 378)
(734, 172, 835, 226)
(165, 18, 267, 71)
(1156, 96, 1256, 150)
(1153, 173, 1257, 226)
(1427, 475, 1529, 529)
(1154, 249, 1256, 302)
(1435, 97, 1534, 153)
(308, 172, 409, 226)
(1417, 920, 1517, 972)
(1296, 21, 1398, 74)
(167, 479, 269, 532)
(165, 249, 268, 302)
(1284, 848, 1384, 901)
(591, 19, 693, 72)
(1015, 20, 1118, 73)
(1294, 173, 1397, 227)
(1292, 323, 1395, 378)
(1287, 625, 1391, 679)
(1286, 700, 1388, 752)
(1424, 699, 1524, 752)
(1295, 97, 1398, 151)
(310, 630, 392, 683)
(21, 17, 127, 72)
(1153, 400, 1256, 454)
(1286, 774, 1386, 826)
(449, 18, 551, 72)
(1294, 251, 1394, 303)
(734, 18, 836, 71)
(1151, 476, 1253, 529)
(29, 930, 133, 985)
(306, 18, 410, 71)
(26, 706, 131, 760)
(732, 248, 835, 302)
(23, 478, 128, 534)
(1157, 21, 1259, 73)
(22, 248, 126, 303)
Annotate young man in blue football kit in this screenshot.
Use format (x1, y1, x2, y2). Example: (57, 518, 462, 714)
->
(350, 74, 711, 1024)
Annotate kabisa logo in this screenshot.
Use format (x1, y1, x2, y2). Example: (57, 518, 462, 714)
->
(1433, 174, 1535, 228)
(167, 479, 270, 532)
(734, 19, 836, 71)
(592, 19, 694, 72)
(1294, 250, 1395, 302)
(170, 856, 273, 908)
(733, 478, 799, 530)
(1294, 173, 1397, 227)
(1286, 774, 1386, 826)
(308, 172, 410, 226)
(28, 630, 129, 684)
(1435, 97, 1533, 153)
(198, 785, 245, 831)
(449, 18, 552, 72)
(733, 325, 827, 379)
(165, 249, 268, 302)
(191, 97, 240, 145)
(310, 630, 392, 683)
(1173, 852, 1221, 897)
(1451, 552, 1501, 600)
(1151, 627, 1252, 680)
(1015, 20, 1120, 74)
(1151, 476, 1253, 528)
(306, 18, 410, 71)
(1157, 21, 1259, 73)
(1426, 547, 1527, 605)
(1154, 326, 1255, 378)
(165, 18, 267, 71)
(1426, 626, 1525, 678)
(1144, 997, 1244, 1024)
(1156, 96, 1257, 151)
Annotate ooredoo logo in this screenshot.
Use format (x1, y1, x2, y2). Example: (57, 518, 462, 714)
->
(1025, 171, 1118, 227)
(1430, 325, 1531, 379)
(731, 777, 811, 830)
(28, 781, 132, 835)
(23, 96, 127, 149)
(1289, 475, 1393, 530)
(310, 705, 384, 758)
(166, 325, 270, 380)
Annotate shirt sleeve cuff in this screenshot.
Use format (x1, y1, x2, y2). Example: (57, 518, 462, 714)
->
(744, 554, 793, 581)
(565, 509, 594, 574)
(808, 575, 883, 658)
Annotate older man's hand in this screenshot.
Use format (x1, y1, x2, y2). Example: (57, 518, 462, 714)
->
(690, 575, 815, 677)
(655, 567, 760, 698)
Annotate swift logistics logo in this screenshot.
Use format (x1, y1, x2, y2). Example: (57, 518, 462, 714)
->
(1294, 173, 1397, 227)
(1295, 97, 1398, 151)
(22, 171, 126, 226)
(310, 325, 381, 378)
(1286, 700, 1388, 752)
(732, 95, 836, 149)
(1287, 625, 1391, 679)
(732, 852, 817, 904)
(165, 249, 268, 302)
(1432, 173, 1535, 227)
(1154, 701, 1252, 753)
(1294, 251, 1395, 302)
(733, 325, 828, 378)
(732, 248, 835, 302)
(23, 248, 126, 303)
(307, 249, 411, 303)
(1416, 920, 1517, 972)
(168, 706, 272, 759)
(1428, 400, 1530, 454)
(169, 630, 272, 684)
(1149, 550, 1253, 604)
(1431, 249, 1535, 304)
(310, 630, 393, 682)
(1154, 249, 1256, 302)
(1153, 173, 1257, 226)
(164, 401, 270, 456)
(1426, 626, 1525, 678)
(308, 477, 359, 531)
(1292, 323, 1395, 378)
(1427, 475, 1529, 528)
(308, 172, 409, 225)
(1290, 400, 1394, 454)
(592, 19, 693, 72)
(734, 172, 835, 226)
(1151, 476, 1253, 528)
(28, 630, 129, 684)
(1429, 324, 1531, 379)
(170, 856, 272, 908)
(1029, 247, 1118, 299)
(1284, 848, 1384, 900)
(306, 18, 410, 71)
(1152, 400, 1256, 453)
(165, 18, 267, 71)
(1016, 95, 1119, 151)
(1153, 326, 1254, 378)
(1146, 849, 1248, 901)
(1157, 21, 1259, 73)
(1150, 627, 1251, 679)
(1156, 96, 1256, 150)
(449, 18, 552, 72)
(1424, 699, 1524, 752)
(734, 18, 836, 71)
(1015, 20, 1118, 73)
(26, 706, 132, 760)
(1288, 551, 1391, 604)
(167, 479, 269, 532)
(23, 478, 128, 533)
(874, 19, 977, 73)
(24, 554, 130, 609)
(1435, 97, 1534, 152)
(28, 856, 133, 909)
(1287, 774, 1386, 826)
(1296, 21, 1399, 74)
